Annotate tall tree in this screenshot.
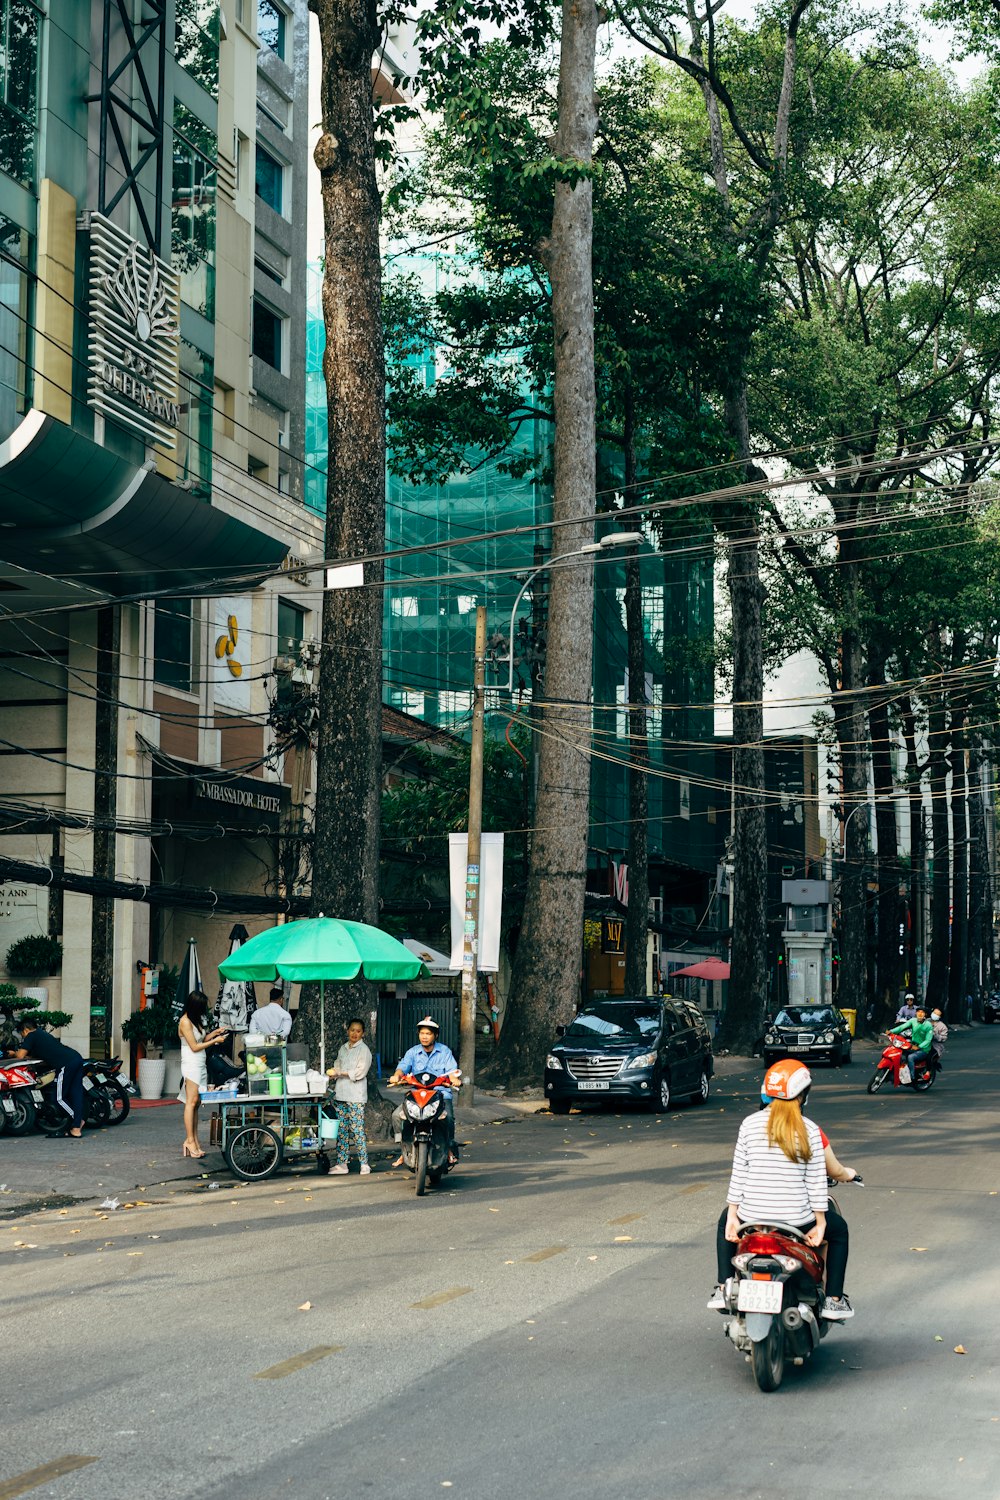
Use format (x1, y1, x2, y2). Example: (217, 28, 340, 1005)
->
(306, 0, 387, 1057)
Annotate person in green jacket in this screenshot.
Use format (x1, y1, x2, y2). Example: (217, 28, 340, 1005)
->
(897, 1007, 935, 1080)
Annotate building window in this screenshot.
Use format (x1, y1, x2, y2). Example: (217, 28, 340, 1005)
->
(175, 0, 219, 98)
(0, 219, 30, 439)
(277, 598, 305, 654)
(177, 340, 213, 491)
(252, 299, 282, 369)
(255, 254, 285, 287)
(0, 0, 41, 186)
(257, 0, 285, 57)
(153, 599, 194, 692)
(255, 145, 283, 214)
(172, 104, 217, 319)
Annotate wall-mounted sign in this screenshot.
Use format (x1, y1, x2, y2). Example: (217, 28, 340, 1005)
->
(87, 212, 181, 450)
(601, 916, 625, 954)
(194, 777, 283, 819)
(213, 597, 252, 710)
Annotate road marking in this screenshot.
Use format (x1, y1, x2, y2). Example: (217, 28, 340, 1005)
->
(522, 1245, 568, 1262)
(411, 1286, 473, 1309)
(678, 1183, 708, 1196)
(0, 1458, 99, 1499)
(254, 1346, 344, 1380)
(608, 1213, 645, 1225)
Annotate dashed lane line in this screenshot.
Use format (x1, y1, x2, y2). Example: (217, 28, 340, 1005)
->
(522, 1245, 569, 1262)
(411, 1286, 474, 1309)
(0, 1458, 99, 1499)
(254, 1346, 344, 1380)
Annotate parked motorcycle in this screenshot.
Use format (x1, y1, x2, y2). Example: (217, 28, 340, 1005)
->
(397, 1072, 459, 1195)
(0, 1060, 45, 1135)
(982, 993, 1000, 1025)
(716, 1183, 860, 1392)
(83, 1057, 130, 1126)
(867, 1032, 939, 1093)
(12, 1057, 113, 1134)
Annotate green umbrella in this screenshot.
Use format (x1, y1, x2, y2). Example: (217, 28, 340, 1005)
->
(218, 916, 427, 1070)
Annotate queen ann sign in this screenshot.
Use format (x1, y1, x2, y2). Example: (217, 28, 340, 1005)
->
(87, 213, 181, 450)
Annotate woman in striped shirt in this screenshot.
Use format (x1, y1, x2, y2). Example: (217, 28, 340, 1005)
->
(709, 1059, 853, 1320)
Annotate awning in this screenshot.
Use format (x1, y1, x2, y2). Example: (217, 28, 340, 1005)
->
(0, 409, 288, 598)
(402, 938, 457, 976)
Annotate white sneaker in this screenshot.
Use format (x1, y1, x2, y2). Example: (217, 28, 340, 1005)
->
(360, 1163, 371, 1175)
(330, 1164, 349, 1175)
(707, 1284, 726, 1310)
(821, 1294, 854, 1321)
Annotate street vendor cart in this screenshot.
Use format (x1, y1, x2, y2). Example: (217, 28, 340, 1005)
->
(213, 916, 427, 1183)
(207, 1037, 337, 1181)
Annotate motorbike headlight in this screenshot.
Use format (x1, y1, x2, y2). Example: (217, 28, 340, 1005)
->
(628, 1051, 658, 1070)
(404, 1098, 423, 1117)
(545, 1054, 563, 1070)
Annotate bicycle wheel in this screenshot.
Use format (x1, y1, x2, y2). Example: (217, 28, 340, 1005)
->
(225, 1123, 283, 1181)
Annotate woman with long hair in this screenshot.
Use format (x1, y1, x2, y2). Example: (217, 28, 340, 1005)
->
(178, 990, 227, 1158)
(708, 1059, 853, 1321)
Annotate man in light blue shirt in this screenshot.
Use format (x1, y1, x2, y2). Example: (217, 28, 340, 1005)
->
(388, 1018, 461, 1163)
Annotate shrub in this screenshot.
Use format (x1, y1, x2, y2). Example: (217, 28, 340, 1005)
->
(5, 934, 63, 977)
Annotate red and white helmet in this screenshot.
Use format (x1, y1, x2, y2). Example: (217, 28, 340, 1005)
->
(762, 1058, 812, 1101)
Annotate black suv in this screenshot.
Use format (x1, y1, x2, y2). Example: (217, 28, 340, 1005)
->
(543, 996, 714, 1114)
(761, 1005, 853, 1068)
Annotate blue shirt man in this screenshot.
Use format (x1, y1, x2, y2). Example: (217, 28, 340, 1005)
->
(388, 1018, 461, 1164)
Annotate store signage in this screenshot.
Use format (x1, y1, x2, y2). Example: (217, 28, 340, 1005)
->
(87, 213, 181, 450)
(194, 777, 283, 817)
(213, 597, 251, 710)
(601, 917, 625, 954)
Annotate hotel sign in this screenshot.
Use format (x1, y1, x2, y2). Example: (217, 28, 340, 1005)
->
(87, 213, 181, 450)
(194, 777, 283, 819)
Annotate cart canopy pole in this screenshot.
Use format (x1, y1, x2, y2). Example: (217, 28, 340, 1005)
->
(320, 978, 325, 1074)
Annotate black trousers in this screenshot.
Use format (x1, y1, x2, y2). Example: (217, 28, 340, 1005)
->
(716, 1204, 849, 1297)
(55, 1060, 85, 1130)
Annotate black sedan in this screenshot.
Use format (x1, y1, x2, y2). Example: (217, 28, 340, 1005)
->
(543, 996, 714, 1113)
(762, 1005, 853, 1068)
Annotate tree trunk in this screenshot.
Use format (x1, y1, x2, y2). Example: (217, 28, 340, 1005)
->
(900, 694, 924, 997)
(495, 0, 599, 1083)
(868, 654, 900, 1029)
(306, 0, 386, 1075)
(925, 685, 952, 1009)
(832, 606, 868, 1026)
(622, 391, 649, 997)
(966, 734, 989, 1007)
(948, 705, 969, 1019)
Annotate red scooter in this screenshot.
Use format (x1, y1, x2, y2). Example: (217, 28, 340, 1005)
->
(0, 1060, 45, 1134)
(718, 1220, 832, 1391)
(867, 1032, 938, 1093)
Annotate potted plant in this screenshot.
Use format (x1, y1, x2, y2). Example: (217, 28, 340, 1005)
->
(5, 935, 64, 1016)
(0, 989, 73, 1052)
(121, 1004, 177, 1099)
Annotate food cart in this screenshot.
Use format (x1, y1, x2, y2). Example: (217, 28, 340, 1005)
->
(208, 1037, 337, 1181)
(213, 916, 429, 1182)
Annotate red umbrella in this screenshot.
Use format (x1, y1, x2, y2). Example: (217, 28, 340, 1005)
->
(670, 957, 731, 981)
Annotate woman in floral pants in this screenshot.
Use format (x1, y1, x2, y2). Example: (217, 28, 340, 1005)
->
(327, 1018, 372, 1175)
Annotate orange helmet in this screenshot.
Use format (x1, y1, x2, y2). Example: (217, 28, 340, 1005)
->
(762, 1058, 812, 1101)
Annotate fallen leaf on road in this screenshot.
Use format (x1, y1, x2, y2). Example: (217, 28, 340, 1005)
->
(70, 1230, 80, 1236)
(127, 1252, 143, 1258)
(298, 1301, 312, 1311)
(935, 1336, 944, 1342)
(954, 1346, 968, 1355)
(149, 1235, 160, 1240)
(911, 1247, 928, 1253)
(504, 1260, 514, 1264)
(488, 1207, 500, 1213)
(614, 1236, 633, 1243)
(58, 1209, 68, 1216)
(588, 1256, 598, 1262)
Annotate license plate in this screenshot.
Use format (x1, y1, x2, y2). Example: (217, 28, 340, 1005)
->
(83, 1077, 94, 1091)
(577, 1081, 610, 1091)
(1, 1097, 13, 1113)
(31, 1090, 43, 1103)
(784, 1046, 807, 1053)
(737, 1279, 783, 1314)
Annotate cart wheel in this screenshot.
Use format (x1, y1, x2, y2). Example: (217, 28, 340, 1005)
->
(224, 1123, 283, 1181)
(316, 1151, 331, 1175)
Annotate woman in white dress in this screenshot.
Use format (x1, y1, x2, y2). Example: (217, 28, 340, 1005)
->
(178, 990, 227, 1158)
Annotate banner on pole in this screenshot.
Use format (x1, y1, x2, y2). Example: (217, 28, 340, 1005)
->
(449, 832, 504, 973)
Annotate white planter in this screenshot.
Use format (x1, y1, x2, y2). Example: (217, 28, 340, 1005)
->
(164, 1054, 184, 1095)
(137, 1057, 167, 1100)
(21, 986, 48, 1009)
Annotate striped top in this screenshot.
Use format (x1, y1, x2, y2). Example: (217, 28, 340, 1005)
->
(726, 1110, 828, 1226)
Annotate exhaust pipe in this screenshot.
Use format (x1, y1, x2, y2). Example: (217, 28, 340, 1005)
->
(782, 1306, 803, 1331)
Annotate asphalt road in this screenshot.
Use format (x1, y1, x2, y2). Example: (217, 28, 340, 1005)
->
(2, 1031, 998, 1500)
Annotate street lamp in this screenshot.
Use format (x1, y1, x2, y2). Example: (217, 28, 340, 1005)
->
(504, 531, 644, 692)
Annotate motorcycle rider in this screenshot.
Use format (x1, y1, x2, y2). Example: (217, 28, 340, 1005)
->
(930, 1008, 948, 1069)
(387, 1017, 462, 1166)
(709, 1059, 854, 1321)
(895, 1006, 935, 1081)
(13, 1015, 85, 1137)
(895, 993, 917, 1023)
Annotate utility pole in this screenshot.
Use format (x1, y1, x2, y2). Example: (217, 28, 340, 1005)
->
(459, 605, 487, 1104)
